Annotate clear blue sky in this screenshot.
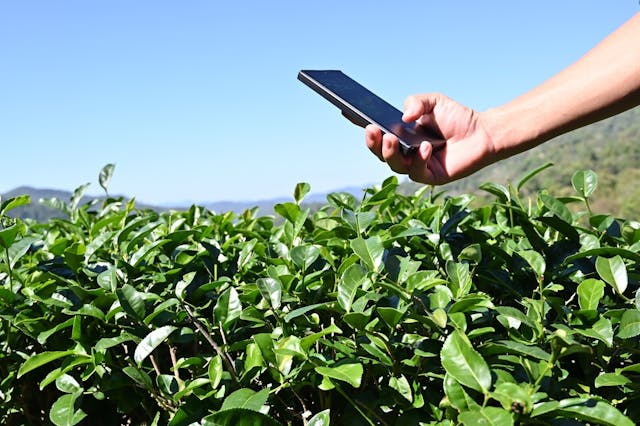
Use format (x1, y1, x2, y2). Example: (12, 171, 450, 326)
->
(0, 2, 637, 205)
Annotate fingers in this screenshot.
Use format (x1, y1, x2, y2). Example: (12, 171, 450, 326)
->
(365, 124, 384, 161)
(381, 133, 412, 173)
(365, 124, 413, 173)
(407, 142, 438, 184)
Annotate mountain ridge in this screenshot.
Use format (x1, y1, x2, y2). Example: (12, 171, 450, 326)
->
(4, 106, 640, 221)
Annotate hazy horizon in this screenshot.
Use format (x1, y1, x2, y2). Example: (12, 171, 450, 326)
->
(1, 2, 636, 204)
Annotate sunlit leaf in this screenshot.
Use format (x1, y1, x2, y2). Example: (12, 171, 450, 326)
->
(55, 374, 82, 394)
(201, 408, 281, 426)
(220, 388, 269, 412)
(208, 355, 223, 389)
(293, 182, 311, 204)
(307, 409, 331, 426)
(18, 350, 77, 378)
(0, 194, 30, 215)
(99, 163, 116, 194)
(458, 407, 514, 426)
(441, 330, 491, 393)
(539, 192, 573, 224)
(290, 244, 320, 270)
(596, 255, 628, 295)
(350, 236, 384, 273)
(443, 373, 478, 411)
(533, 397, 634, 426)
(577, 278, 605, 310)
(594, 372, 632, 388)
(315, 363, 363, 388)
(517, 162, 553, 192)
(256, 277, 282, 309)
(618, 309, 640, 339)
(338, 264, 367, 312)
(134, 326, 177, 365)
(445, 261, 472, 299)
(389, 374, 412, 402)
(49, 391, 86, 426)
(116, 284, 146, 320)
(0, 223, 23, 249)
(479, 182, 510, 202)
(571, 169, 598, 198)
(214, 287, 242, 327)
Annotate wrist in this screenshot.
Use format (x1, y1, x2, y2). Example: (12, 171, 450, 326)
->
(479, 103, 543, 161)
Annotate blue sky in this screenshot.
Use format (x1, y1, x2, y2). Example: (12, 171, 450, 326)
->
(0, 2, 637, 205)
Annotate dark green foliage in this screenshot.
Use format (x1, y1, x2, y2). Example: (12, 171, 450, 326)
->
(1, 166, 639, 425)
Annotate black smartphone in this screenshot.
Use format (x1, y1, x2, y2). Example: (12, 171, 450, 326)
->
(298, 70, 444, 155)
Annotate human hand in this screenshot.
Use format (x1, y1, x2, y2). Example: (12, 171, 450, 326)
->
(365, 93, 496, 185)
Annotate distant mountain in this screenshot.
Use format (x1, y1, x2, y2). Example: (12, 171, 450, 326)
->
(1, 185, 367, 221)
(6, 106, 640, 222)
(1, 186, 86, 221)
(0, 186, 162, 221)
(201, 185, 366, 215)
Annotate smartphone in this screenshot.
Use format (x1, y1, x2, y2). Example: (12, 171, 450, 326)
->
(298, 70, 444, 155)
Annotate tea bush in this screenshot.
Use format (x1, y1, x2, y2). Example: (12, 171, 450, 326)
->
(1, 165, 639, 425)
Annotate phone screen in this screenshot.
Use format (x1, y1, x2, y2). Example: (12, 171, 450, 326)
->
(298, 70, 443, 154)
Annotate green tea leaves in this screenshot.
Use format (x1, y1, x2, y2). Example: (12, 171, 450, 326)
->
(3, 167, 640, 425)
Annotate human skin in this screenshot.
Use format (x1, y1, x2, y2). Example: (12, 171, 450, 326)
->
(365, 12, 640, 185)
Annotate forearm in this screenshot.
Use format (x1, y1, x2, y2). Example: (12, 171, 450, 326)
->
(483, 12, 640, 159)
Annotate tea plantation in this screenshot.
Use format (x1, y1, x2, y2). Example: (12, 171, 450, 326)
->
(1, 166, 639, 425)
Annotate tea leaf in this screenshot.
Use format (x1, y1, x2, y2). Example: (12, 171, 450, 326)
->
(539, 192, 572, 223)
(441, 330, 491, 393)
(618, 309, 640, 339)
(517, 162, 553, 192)
(596, 255, 628, 295)
(293, 182, 311, 204)
(594, 372, 631, 388)
(0, 194, 30, 215)
(445, 261, 472, 299)
(443, 373, 479, 411)
(571, 169, 598, 198)
(99, 163, 116, 195)
(49, 391, 86, 426)
(290, 245, 320, 270)
(518, 250, 546, 278)
(134, 326, 177, 365)
(459, 407, 514, 426)
(221, 388, 269, 411)
(315, 363, 363, 388)
(214, 288, 242, 327)
(541, 397, 634, 426)
(307, 409, 330, 426)
(350, 236, 384, 273)
(256, 277, 282, 309)
(201, 409, 282, 426)
(479, 182, 510, 202)
(208, 355, 223, 389)
(338, 264, 367, 312)
(577, 278, 605, 310)
(18, 350, 77, 378)
(0, 223, 23, 249)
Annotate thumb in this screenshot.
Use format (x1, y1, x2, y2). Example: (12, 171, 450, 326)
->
(402, 94, 439, 122)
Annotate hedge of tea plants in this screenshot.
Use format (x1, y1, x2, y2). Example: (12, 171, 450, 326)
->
(1, 165, 639, 425)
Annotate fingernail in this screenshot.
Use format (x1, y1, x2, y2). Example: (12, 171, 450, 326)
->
(420, 142, 431, 158)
